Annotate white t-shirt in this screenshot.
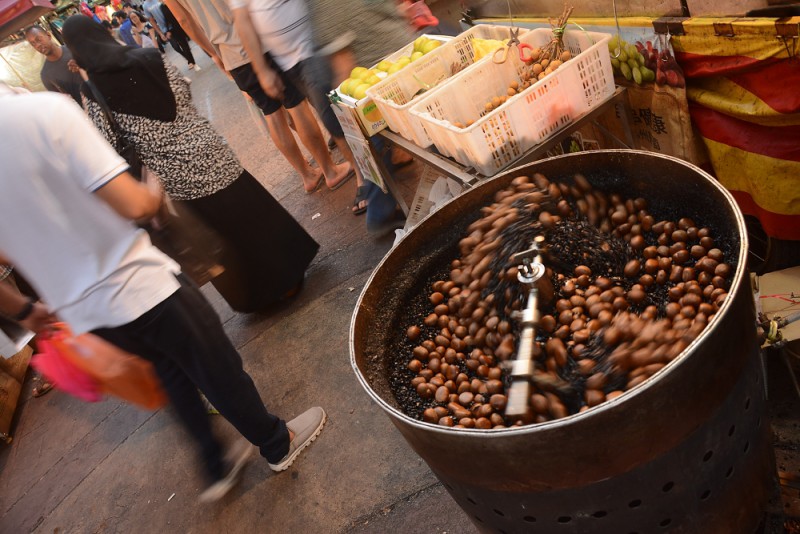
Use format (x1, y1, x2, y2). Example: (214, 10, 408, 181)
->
(142, 0, 168, 32)
(225, 0, 314, 71)
(0, 89, 180, 334)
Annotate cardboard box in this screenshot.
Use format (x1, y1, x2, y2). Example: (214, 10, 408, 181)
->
(0, 345, 31, 444)
(343, 133, 386, 192)
(756, 266, 800, 345)
(404, 165, 464, 231)
(330, 91, 387, 137)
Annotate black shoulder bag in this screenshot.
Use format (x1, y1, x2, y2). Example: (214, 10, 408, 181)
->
(82, 79, 225, 286)
(84, 80, 144, 179)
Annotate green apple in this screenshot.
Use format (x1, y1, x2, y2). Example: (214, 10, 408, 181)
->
(422, 40, 442, 54)
(352, 83, 370, 100)
(339, 78, 357, 96)
(413, 35, 429, 52)
(350, 66, 368, 79)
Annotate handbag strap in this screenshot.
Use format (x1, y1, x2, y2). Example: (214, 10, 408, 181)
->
(84, 79, 127, 150)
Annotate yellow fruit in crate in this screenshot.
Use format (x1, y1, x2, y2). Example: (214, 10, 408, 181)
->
(359, 69, 376, 80)
(365, 74, 381, 86)
(472, 38, 505, 61)
(386, 63, 403, 75)
(339, 78, 357, 96)
(352, 83, 370, 100)
(413, 35, 429, 52)
(350, 66, 368, 79)
(422, 40, 442, 54)
(411, 51, 424, 62)
(396, 57, 411, 68)
(376, 59, 392, 71)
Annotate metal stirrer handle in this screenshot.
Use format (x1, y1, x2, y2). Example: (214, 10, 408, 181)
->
(506, 237, 546, 417)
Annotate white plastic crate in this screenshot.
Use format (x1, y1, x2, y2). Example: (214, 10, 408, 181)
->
(365, 25, 526, 147)
(409, 28, 615, 176)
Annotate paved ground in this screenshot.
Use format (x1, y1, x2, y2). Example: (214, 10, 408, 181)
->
(0, 47, 477, 534)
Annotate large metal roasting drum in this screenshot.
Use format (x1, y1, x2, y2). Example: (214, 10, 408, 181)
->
(350, 150, 774, 533)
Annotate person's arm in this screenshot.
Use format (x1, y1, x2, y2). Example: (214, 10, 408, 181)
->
(132, 26, 143, 46)
(144, 8, 166, 40)
(94, 171, 162, 222)
(147, 24, 159, 45)
(162, 0, 225, 71)
(229, 6, 284, 99)
(0, 276, 55, 333)
(58, 97, 162, 222)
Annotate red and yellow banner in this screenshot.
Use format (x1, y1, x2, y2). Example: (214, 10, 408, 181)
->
(672, 18, 800, 240)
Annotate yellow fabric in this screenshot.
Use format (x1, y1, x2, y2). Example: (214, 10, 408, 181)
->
(0, 40, 46, 91)
(704, 138, 800, 216)
(475, 17, 658, 28)
(671, 18, 797, 60)
(687, 78, 800, 127)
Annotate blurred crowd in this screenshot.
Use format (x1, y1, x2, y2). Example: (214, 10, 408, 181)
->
(1, 0, 446, 505)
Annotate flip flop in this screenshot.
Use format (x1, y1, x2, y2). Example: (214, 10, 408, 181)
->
(303, 174, 325, 194)
(352, 185, 368, 216)
(33, 381, 53, 398)
(327, 168, 355, 191)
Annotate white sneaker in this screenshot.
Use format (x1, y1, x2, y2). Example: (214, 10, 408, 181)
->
(190, 63, 202, 71)
(198, 439, 253, 502)
(268, 407, 326, 472)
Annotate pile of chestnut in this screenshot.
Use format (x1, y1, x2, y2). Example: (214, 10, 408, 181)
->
(400, 172, 732, 429)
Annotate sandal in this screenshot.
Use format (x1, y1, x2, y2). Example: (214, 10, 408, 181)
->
(33, 381, 53, 398)
(327, 167, 355, 191)
(304, 173, 325, 194)
(352, 186, 369, 215)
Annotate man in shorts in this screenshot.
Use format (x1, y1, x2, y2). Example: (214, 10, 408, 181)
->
(164, 0, 352, 192)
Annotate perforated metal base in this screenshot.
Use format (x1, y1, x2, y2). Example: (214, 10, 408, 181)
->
(437, 351, 774, 533)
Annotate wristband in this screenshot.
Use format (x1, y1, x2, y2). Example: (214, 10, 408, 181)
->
(13, 297, 36, 322)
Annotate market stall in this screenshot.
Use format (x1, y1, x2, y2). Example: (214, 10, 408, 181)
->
(331, 9, 800, 256)
(334, 4, 799, 531)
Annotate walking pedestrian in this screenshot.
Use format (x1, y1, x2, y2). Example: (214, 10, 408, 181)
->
(162, 0, 353, 193)
(63, 15, 320, 313)
(24, 25, 84, 105)
(307, 0, 413, 232)
(0, 83, 326, 503)
(160, 1, 198, 70)
(227, 0, 374, 214)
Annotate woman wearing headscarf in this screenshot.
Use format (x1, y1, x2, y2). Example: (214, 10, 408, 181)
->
(62, 15, 319, 313)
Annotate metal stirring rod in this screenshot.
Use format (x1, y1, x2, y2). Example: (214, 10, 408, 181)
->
(505, 236, 546, 418)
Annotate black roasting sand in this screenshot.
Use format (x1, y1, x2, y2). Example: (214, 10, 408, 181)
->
(384, 173, 738, 425)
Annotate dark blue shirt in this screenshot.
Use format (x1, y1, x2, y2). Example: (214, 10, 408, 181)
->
(118, 19, 140, 47)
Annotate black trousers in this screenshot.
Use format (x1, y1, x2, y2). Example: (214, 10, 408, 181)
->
(169, 31, 195, 66)
(92, 274, 289, 481)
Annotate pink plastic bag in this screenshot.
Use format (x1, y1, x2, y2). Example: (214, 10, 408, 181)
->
(31, 330, 102, 402)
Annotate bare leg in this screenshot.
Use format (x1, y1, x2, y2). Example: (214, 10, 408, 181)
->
(263, 107, 322, 192)
(288, 101, 352, 189)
